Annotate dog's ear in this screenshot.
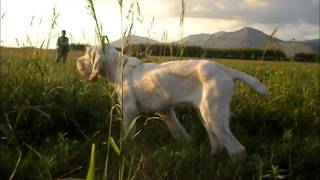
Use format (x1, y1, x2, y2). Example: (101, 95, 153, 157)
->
(89, 48, 104, 81)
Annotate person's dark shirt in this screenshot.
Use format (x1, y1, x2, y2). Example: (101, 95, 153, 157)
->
(57, 36, 69, 49)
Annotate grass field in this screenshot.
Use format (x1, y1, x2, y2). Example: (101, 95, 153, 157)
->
(1, 47, 319, 179)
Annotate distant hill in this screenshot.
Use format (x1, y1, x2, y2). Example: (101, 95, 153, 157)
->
(178, 27, 280, 49)
(111, 27, 317, 57)
(302, 39, 320, 52)
(273, 41, 315, 57)
(111, 35, 160, 48)
(179, 27, 315, 57)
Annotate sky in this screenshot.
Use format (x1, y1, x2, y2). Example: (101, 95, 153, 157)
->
(1, 0, 319, 48)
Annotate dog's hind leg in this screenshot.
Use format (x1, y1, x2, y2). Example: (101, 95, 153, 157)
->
(196, 109, 224, 154)
(157, 108, 191, 140)
(199, 100, 247, 161)
(199, 80, 247, 161)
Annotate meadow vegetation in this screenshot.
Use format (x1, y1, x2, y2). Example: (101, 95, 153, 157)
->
(0, 46, 319, 179)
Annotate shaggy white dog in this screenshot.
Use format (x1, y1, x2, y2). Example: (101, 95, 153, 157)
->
(77, 45, 269, 161)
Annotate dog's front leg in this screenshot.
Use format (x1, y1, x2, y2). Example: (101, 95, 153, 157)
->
(122, 100, 139, 138)
(123, 111, 138, 136)
(157, 108, 191, 141)
(116, 85, 139, 137)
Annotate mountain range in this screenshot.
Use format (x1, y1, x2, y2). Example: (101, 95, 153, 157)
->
(111, 27, 319, 57)
(111, 35, 160, 48)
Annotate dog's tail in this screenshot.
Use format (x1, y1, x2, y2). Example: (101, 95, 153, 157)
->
(219, 64, 270, 96)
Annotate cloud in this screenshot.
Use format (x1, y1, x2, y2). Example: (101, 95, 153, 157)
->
(1, 0, 318, 48)
(243, 0, 269, 7)
(139, 17, 243, 42)
(152, 0, 319, 40)
(184, 0, 319, 24)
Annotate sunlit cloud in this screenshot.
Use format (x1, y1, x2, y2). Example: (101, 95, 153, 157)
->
(215, 2, 228, 10)
(1, 0, 319, 48)
(243, 0, 270, 7)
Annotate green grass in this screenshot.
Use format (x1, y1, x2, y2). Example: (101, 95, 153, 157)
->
(0, 47, 319, 179)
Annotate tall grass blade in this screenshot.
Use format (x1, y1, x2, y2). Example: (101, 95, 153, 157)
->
(86, 0, 109, 54)
(43, 6, 59, 60)
(109, 137, 121, 156)
(179, 0, 186, 59)
(260, 28, 278, 61)
(24, 143, 52, 178)
(103, 103, 119, 180)
(129, 154, 144, 180)
(86, 143, 96, 180)
(8, 151, 22, 180)
(123, 115, 142, 140)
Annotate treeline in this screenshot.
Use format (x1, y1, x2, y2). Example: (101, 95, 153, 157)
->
(69, 43, 319, 62)
(293, 53, 320, 62)
(69, 43, 87, 51)
(124, 44, 287, 61)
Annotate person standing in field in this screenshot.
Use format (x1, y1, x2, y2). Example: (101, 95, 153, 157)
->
(56, 30, 69, 63)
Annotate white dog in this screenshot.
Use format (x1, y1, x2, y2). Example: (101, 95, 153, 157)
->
(77, 45, 269, 161)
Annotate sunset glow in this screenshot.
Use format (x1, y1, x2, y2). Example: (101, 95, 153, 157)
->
(1, 0, 319, 48)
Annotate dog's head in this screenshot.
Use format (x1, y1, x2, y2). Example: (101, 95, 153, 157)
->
(76, 46, 105, 82)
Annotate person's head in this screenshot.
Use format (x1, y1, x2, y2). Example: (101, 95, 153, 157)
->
(62, 30, 66, 36)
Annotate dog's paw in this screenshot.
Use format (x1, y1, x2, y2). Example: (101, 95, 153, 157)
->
(230, 148, 247, 162)
(210, 146, 224, 155)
